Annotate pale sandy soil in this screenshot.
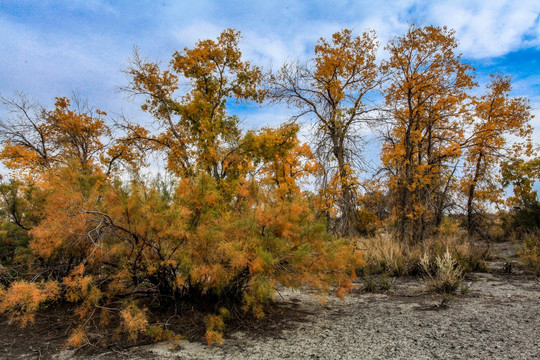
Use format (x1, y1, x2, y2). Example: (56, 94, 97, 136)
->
(124, 272, 539, 360)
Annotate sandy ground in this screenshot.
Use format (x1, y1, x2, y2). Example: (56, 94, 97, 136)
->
(4, 243, 539, 360)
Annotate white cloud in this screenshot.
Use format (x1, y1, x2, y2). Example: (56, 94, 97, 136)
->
(173, 21, 223, 48)
(0, 14, 136, 115)
(241, 33, 291, 69)
(429, 0, 540, 58)
(164, 0, 540, 69)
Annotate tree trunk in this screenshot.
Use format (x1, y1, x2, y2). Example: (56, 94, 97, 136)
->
(332, 133, 355, 236)
(467, 153, 483, 235)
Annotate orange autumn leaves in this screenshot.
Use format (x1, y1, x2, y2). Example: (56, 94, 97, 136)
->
(123, 28, 265, 180)
(380, 26, 533, 242)
(0, 280, 60, 327)
(462, 74, 533, 231)
(0, 29, 363, 346)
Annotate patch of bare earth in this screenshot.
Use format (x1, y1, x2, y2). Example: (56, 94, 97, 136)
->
(1, 242, 539, 360)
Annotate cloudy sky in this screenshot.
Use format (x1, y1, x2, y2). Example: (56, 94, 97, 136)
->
(1, 0, 539, 145)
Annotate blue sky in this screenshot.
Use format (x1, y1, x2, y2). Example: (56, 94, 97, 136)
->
(1, 0, 539, 146)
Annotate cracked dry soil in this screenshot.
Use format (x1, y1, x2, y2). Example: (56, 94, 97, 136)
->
(131, 271, 539, 360)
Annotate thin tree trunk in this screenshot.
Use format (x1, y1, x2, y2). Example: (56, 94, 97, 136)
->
(467, 152, 483, 235)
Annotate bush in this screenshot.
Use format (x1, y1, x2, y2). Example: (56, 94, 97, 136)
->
(354, 209, 379, 237)
(420, 249, 463, 293)
(0, 180, 45, 267)
(361, 274, 376, 292)
(503, 202, 540, 235)
(0, 88, 364, 347)
(0, 221, 30, 266)
(0, 171, 362, 346)
(424, 235, 489, 273)
(517, 230, 540, 275)
(0, 280, 60, 326)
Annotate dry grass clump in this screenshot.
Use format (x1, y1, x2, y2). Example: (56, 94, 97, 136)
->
(356, 234, 417, 276)
(356, 231, 489, 277)
(420, 249, 463, 293)
(517, 230, 540, 275)
(423, 234, 490, 273)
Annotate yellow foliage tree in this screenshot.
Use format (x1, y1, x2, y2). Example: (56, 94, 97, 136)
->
(269, 29, 380, 235)
(122, 28, 264, 184)
(461, 74, 533, 233)
(381, 25, 475, 243)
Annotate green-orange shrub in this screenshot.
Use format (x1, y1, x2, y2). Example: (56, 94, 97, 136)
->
(0, 280, 60, 326)
(0, 30, 364, 346)
(0, 102, 362, 346)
